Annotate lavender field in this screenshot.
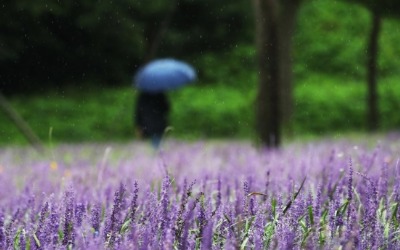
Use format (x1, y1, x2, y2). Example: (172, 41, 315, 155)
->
(1, 136, 400, 249)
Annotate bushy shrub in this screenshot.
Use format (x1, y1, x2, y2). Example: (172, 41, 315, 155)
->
(294, 0, 400, 80)
(170, 86, 254, 138)
(2, 76, 400, 145)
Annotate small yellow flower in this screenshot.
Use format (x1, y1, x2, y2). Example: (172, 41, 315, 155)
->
(50, 161, 58, 171)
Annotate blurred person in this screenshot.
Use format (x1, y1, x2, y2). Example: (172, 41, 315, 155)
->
(134, 91, 170, 148)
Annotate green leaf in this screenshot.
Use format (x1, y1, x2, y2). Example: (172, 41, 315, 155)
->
(33, 233, 41, 248)
(320, 209, 328, 226)
(299, 219, 307, 232)
(301, 228, 313, 248)
(319, 231, 326, 247)
(336, 199, 349, 217)
(120, 218, 132, 234)
(271, 198, 277, 220)
(13, 228, 22, 250)
(308, 205, 315, 226)
(318, 210, 329, 247)
(283, 177, 307, 215)
(240, 237, 249, 250)
(224, 214, 232, 224)
(384, 220, 390, 239)
(263, 222, 276, 249)
(391, 202, 399, 228)
(244, 216, 255, 233)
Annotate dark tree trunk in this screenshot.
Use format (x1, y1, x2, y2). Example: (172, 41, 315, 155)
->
(278, 0, 302, 130)
(253, 0, 281, 148)
(144, 0, 180, 63)
(366, 10, 381, 131)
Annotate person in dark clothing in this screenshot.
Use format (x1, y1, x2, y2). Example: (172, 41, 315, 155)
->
(134, 92, 170, 148)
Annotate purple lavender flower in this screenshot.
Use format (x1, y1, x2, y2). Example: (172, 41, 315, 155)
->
(158, 175, 171, 245)
(49, 205, 60, 246)
(201, 221, 213, 250)
(306, 192, 313, 228)
(62, 189, 75, 246)
(379, 162, 389, 211)
(243, 181, 250, 216)
(174, 179, 195, 247)
(0, 211, 4, 249)
(5, 209, 19, 248)
(34, 201, 49, 248)
(104, 182, 126, 246)
(314, 184, 322, 219)
(19, 231, 26, 250)
(264, 170, 270, 202)
(2, 137, 400, 248)
(367, 179, 378, 249)
(197, 196, 207, 240)
(180, 200, 196, 250)
(347, 159, 353, 202)
(128, 181, 139, 223)
(75, 203, 85, 228)
(216, 176, 222, 210)
(90, 203, 101, 237)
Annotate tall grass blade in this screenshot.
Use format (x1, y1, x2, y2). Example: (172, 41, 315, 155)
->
(283, 177, 307, 215)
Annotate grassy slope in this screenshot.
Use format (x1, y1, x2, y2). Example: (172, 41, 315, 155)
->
(1, 75, 400, 146)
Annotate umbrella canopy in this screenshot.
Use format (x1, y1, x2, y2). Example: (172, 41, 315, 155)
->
(134, 58, 197, 93)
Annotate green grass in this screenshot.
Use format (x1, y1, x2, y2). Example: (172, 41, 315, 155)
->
(1, 75, 400, 146)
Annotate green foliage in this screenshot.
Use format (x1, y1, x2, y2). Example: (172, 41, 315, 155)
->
(2, 75, 400, 146)
(294, 1, 370, 79)
(0, 75, 400, 143)
(345, 0, 400, 17)
(1, 0, 400, 95)
(0, 86, 134, 145)
(2, 0, 400, 145)
(194, 45, 256, 88)
(0, 0, 253, 94)
(169, 85, 254, 139)
(293, 76, 366, 134)
(0, 0, 146, 93)
(294, 0, 400, 80)
(167, 0, 253, 54)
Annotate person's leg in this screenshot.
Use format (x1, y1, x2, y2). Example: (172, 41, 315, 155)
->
(150, 134, 162, 149)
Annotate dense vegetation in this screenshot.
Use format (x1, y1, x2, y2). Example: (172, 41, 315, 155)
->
(1, 0, 400, 145)
(2, 77, 400, 145)
(1, 138, 399, 249)
(0, 0, 252, 93)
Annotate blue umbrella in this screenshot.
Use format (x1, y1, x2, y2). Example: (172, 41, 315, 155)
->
(134, 58, 197, 92)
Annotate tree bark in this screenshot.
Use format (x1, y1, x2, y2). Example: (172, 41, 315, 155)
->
(144, 0, 180, 63)
(253, 0, 281, 148)
(366, 10, 381, 131)
(278, 0, 302, 130)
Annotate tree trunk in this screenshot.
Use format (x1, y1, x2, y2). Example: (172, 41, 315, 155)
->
(278, 0, 302, 131)
(253, 0, 281, 148)
(366, 10, 381, 131)
(144, 0, 180, 63)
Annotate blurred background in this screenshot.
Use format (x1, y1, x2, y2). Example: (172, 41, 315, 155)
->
(1, 0, 399, 147)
